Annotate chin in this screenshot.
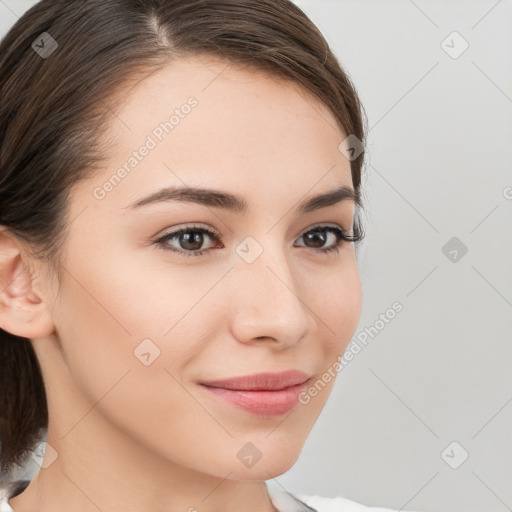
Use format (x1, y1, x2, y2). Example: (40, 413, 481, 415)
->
(226, 458, 298, 481)
(229, 438, 304, 480)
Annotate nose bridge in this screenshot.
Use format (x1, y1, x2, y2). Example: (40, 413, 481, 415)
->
(228, 234, 312, 344)
(235, 232, 296, 299)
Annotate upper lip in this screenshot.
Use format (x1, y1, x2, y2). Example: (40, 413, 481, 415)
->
(200, 370, 311, 391)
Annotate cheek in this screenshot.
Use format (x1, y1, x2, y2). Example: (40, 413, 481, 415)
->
(301, 256, 362, 352)
(98, 241, 229, 336)
(52, 271, 206, 450)
(51, 246, 222, 409)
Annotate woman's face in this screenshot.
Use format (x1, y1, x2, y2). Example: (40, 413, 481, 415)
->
(34, 55, 362, 481)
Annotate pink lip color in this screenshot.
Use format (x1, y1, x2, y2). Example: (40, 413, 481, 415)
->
(200, 381, 308, 418)
(199, 370, 311, 418)
(200, 370, 310, 391)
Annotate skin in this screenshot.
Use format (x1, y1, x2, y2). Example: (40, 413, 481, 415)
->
(0, 55, 362, 512)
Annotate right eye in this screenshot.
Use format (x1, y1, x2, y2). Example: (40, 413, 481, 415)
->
(153, 224, 222, 257)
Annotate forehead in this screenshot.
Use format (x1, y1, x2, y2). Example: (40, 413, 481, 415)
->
(77, 55, 352, 214)
(109, 54, 336, 124)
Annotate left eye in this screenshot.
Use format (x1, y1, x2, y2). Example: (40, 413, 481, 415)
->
(154, 224, 357, 258)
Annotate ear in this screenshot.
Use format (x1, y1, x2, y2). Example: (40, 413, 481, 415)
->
(0, 227, 55, 339)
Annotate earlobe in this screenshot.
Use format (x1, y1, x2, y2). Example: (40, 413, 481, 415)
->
(0, 228, 55, 339)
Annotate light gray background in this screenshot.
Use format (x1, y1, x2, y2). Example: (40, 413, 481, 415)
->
(1, 1, 511, 511)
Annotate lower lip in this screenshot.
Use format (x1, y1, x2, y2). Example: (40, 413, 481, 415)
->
(199, 382, 308, 418)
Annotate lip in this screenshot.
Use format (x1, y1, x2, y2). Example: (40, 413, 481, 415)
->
(199, 370, 311, 418)
(200, 370, 310, 391)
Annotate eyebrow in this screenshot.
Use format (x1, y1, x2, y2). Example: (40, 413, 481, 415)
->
(124, 184, 360, 216)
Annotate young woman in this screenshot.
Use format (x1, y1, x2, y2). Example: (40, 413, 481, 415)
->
(0, 1, 420, 511)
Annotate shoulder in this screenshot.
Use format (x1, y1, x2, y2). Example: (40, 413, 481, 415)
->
(292, 492, 420, 512)
(0, 479, 30, 511)
(0, 485, 14, 512)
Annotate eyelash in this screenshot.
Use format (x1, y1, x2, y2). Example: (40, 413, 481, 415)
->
(153, 223, 363, 258)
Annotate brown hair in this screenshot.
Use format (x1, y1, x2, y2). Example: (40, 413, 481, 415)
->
(0, 0, 367, 478)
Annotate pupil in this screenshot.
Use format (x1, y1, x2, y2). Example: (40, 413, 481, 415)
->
(182, 232, 203, 250)
(306, 231, 326, 248)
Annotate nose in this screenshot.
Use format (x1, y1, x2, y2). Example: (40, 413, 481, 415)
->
(228, 246, 314, 348)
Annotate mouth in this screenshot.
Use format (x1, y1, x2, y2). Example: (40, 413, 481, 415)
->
(199, 371, 312, 418)
(200, 369, 311, 391)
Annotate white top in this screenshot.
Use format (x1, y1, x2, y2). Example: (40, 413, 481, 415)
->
(0, 480, 421, 511)
(266, 484, 420, 511)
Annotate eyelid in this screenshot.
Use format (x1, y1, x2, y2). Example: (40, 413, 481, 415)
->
(154, 223, 220, 241)
(154, 221, 350, 242)
(304, 221, 346, 231)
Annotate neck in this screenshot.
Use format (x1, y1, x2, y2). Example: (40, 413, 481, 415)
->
(9, 414, 278, 512)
